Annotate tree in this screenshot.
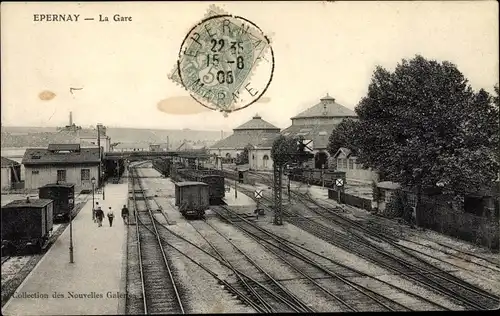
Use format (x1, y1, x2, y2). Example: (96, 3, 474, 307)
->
(327, 119, 360, 156)
(330, 55, 498, 196)
(271, 135, 299, 167)
(236, 144, 251, 165)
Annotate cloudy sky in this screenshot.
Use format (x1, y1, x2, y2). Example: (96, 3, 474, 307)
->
(1, 1, 498, 131)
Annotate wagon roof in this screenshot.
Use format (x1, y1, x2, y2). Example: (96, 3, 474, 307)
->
(39, 183, 76, 188)
(2, 198, 53, 209)
(175, 181, 208, 187)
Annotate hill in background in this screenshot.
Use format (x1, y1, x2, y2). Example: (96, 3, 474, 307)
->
(1, 126, 232, 149)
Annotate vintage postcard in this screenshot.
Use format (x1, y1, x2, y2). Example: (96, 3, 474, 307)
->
(1, 1, 499, 315)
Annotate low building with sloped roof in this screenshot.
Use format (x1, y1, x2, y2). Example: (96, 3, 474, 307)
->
(333, 147, 379, 184)
(1, 157, 21, 191)
(280, 93, 358, 169)
(22, 144, 101, 192)
(209, 114, 281, 166)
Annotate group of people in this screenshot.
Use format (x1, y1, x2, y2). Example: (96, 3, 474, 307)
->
(93, 202, 129, 227)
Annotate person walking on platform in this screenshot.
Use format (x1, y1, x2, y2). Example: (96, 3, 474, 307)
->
(93, 202, 100, 222)
(121, 204, 129, 224)
(95, 206, 105, 227)
(107, 207, 115, 227)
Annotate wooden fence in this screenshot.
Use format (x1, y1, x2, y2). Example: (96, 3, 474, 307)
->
(328, 189, 373, 212)
(419, 196, 499, 251)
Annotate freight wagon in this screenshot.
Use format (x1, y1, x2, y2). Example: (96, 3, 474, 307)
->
(174, 182, 209, 218)
(152, 158, 171, 177)
(38, 183, 75, 222)
(288, 167, 347, 189)
(171, 166, 225, 204)
(1, 198, 54, 254)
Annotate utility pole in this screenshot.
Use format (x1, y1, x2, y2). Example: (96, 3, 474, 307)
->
(273, 163, 283, 225)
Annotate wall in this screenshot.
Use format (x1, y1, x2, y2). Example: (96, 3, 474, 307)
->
(208, 148, 241, 160)
(1, 167, 11, 190)
(248, 148, 273, 171)
(24, 164, 99, 192)
(334, 157, 379, 183)
(418, 195, 499, 251)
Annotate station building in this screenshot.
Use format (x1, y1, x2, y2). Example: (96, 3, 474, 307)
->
(1, 157, 22, 191)
(209, 114, 281, 164)
(22, 144, 101, 193)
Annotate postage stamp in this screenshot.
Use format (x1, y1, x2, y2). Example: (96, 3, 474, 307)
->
(169, 5, 274, 116)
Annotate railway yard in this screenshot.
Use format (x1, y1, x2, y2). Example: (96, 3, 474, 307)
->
(2, 161, 499, 314)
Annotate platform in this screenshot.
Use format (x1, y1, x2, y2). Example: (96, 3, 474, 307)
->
(2, 182, 129, 316)
(223, 185, 257, 207)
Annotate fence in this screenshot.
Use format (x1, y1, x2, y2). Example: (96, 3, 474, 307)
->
(328, 189, 373, 212)
(419, 196, 499, 251)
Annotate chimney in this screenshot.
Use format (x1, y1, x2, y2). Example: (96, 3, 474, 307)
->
(69, 112, 73, 126)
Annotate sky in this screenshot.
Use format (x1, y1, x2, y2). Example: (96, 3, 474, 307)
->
(1, 1, 498, 132)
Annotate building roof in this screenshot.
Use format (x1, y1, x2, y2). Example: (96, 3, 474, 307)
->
(48, 143, 81, 151)
(2, 198, 53, 209)
(377, 181, 401, 190)
(233, 114, 280, 131)
(291, 94, 357, 119)
(280, 123, 337, 149)
(333, 147, 353, 159)
(22, 147, 101, 165)
(1, 156, 20, 167)
(210, 131, 281, 150)
(175, 181, 208, 187)
(39, 183, 76, 188)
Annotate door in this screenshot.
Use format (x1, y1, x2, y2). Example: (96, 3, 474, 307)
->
(57, 170, 67, 183)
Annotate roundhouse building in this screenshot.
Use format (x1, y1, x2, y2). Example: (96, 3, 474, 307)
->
(282, 94, 358, 168)
(249, 94, 358, 171)
(22, 144, 101, 193)
(209, 114, 281, 166)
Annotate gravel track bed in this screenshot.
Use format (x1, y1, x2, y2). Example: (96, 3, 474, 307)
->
(207, 219, 301, 281)
(134, 170, 257, 313)
(253, 220, 467, 310)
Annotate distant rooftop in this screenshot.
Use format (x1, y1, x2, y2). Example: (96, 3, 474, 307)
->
(233, 114, 280, 131)
(1, 156, 20, 167)
(291, 94, 357, 119)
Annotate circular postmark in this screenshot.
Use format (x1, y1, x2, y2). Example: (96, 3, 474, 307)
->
(175, 14, 274, 115)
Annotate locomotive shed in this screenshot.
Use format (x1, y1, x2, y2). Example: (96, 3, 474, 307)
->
(3, 162, 499, 314)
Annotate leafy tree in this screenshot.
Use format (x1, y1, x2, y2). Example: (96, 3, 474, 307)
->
(329, 55, 499, 195)
(271, 135, 299, 167)
(327, 119, 360, 156)
(236, 144, 251, 165)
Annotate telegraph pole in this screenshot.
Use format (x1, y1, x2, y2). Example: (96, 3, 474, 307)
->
(273, 163, 283, 225)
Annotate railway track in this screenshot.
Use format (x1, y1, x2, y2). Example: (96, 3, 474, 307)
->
(289, 190, 500, 310)
(212, 205, 454, 312)
(229, 182, 499, 310)
(189, 220, 315, 313)
(130, 168, 185, 314)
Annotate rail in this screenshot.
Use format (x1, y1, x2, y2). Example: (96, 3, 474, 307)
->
(130, 167, 185, 314)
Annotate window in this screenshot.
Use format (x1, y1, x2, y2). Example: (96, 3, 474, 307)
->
(57, 170, 67, 182)
(379, 190, 386, 202)
(81, 169, 90, 181)
(342, 159, 348, 169)
(263, 155, 269, 168)
(349, 159, 354, 169)
(32, 170, 39, 175)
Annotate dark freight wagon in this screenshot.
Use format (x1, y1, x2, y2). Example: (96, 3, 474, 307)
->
(1, 198, 54, 253)
(38, 183, 75, 221)
(174, 182, 209, 218)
